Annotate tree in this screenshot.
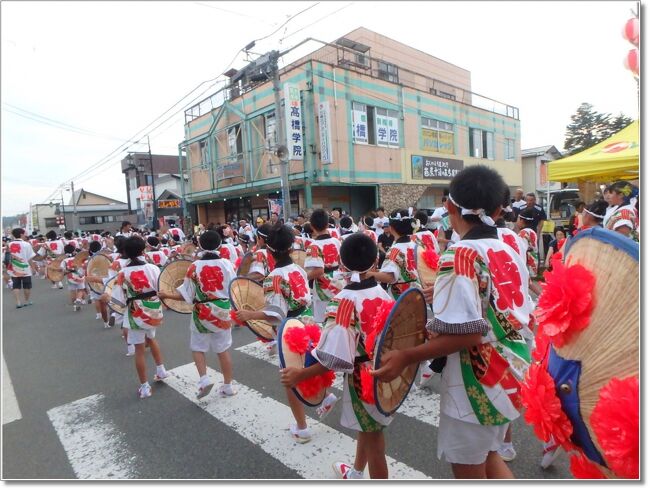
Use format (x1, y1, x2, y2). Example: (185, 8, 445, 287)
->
(564, 103, 634, 155)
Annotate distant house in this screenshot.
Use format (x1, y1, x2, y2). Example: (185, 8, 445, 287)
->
(63, 188, 136, 233)
(521, 145, 564, 197)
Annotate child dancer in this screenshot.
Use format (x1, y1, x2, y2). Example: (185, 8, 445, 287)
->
(62, 244, 86, 311)
(111, 236, 169, 398)
(85, 240, 112, 328)
(372, 165, 532, 479)
(281, 233, 393, 479)
(159, 230, 236, 399)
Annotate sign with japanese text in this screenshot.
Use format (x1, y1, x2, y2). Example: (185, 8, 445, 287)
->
(351, 108, 368, 144)
(318, 101, 333, 164)
(138, 185, 153, 201)
(283, 83, 303, 161)
(411, 155, 463, 180)
(421, 128, 454, 154)
(268, 199, 284, 218)
(157, 199, 181, 209)
(376, 115, 399, 147)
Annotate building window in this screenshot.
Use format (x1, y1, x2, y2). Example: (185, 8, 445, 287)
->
(505, 138, 515, 160)
(45, 218, 58, 227)
(469, 128, 494, 159)
(199, 140, 209, 170)
(437, 90, 456, 101)
(351, 102, 375, 145)
(264, 112, 277, 149)
(375, 107, 400, 147)
(377, 61, 398, 83)
(421, 117, 454, 154)
(106, 215, 115, 222)
(227, 125, 243, 157)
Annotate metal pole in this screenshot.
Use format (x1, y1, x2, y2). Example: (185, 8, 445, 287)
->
(70, 181, 77, 232)
(60, 189, 67, 229)
(270, 50, 292, 222)
(148, 136, 157, 231)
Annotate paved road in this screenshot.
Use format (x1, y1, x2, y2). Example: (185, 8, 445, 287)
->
(2, 277, 571, 479)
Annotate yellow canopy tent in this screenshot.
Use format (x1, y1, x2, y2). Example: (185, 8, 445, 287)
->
(548, 120, 639, 182)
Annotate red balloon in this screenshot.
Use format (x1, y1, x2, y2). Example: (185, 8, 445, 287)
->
(623, 48, 639, 76)
(622, 18, 639, 46)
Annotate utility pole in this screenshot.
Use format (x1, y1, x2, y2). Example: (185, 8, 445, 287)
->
(70, 180, 78, 232)
(147, 135, 158, 231)
(60, 189, 67, 230)
(270, 50, 292, 223)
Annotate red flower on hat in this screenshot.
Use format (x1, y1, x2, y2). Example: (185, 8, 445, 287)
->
(359, 364, 375, 404)
(129, 270, 150, 291)
(288, 271, 308, 298)
(199, 265, 224, 292)
(487, 248, 524, 311)
(9, 243, 20, 254)
(534, 259, 595, 347)
(359, 298, 384, 335)
(590, 376, 639, 479)
(322, 243, 339, 266)
(521, 362, 574, 450)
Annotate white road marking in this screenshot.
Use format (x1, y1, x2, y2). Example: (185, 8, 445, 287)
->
(236, 340, 441, 427)
(165, 363, 430, 479)
(47, 394, 139, 479)
(2, 354, 22, 425)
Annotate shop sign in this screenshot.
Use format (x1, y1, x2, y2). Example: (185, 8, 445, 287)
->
(351, 108, 368, 144)
(158, 199, 181, 209)
(411, 155, 463, 180)
(284, 83, 303, 160)
(318, 101, 333, 164)
(376, 115, 399, 147)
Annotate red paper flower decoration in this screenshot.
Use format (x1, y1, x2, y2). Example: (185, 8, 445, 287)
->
(422, 247, 439, 271)
(303, 323, 321, 344)
(531, 331, 550, 363)
(284, 326, 310, 354)
(296, 370, 335, 397)
(590, 376, 639, 479)
(365, 299, 394, 359)
(229, 310, 245, 326)
(521, 362, 574, 450)
(534, 260, 595, 347)
(360, 364, 375, 404)
(570, 450, 607, 479)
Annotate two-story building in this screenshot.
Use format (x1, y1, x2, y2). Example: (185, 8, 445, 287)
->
(179, 27, 522, 225)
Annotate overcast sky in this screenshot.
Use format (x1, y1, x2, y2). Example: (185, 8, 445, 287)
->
(1, 1, 639, 216)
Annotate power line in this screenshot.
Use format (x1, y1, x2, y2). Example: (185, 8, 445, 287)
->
(192, 2, 272, 24)
(2, 104, 136, 142)
(40, 2, 323, 204)
(280, 2, 354, 42)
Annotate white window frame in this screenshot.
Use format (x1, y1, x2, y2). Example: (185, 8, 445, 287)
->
(505, 138, 515, 160)
(470, 128, 494, 160)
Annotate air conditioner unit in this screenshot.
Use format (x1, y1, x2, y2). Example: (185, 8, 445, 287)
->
(355, 53, 369, 67)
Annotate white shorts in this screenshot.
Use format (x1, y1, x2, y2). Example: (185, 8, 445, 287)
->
(437, 412, 509, 465)
(68, 282, 86, 291)
(127, 328, 156, 345)
(190, 328, 232, 354)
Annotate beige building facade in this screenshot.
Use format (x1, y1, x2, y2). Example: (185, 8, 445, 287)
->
(179, 27, 522, 225)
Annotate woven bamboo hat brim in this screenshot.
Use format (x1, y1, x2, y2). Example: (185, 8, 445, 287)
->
(415, 244, 438, 287)
(237, 252, 255, 276)
(158, 259, 193, 314)
(374, 288, 428, 416)
(278, 318, 327, 407)
(46, 255, 65, 283)
(229, 277, 275, 340)
(290, 249, 307, 269)
(103, 276, 126, 315)
(87, 254, 111, 295)
(558, 228, 638, 474)
(72, 250, 90, 268)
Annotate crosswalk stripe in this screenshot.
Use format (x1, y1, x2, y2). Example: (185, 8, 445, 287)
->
(47, 394, 139, 479)
(164, 363, 430, 479)
(2, 354, 22, 425)
(236, 340, 441, 427)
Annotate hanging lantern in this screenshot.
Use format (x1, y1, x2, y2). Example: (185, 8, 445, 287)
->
(622, 18, 639, 46)
(623, 48, 639, 76)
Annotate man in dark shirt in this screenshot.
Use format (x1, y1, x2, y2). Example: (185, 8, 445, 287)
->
(377, 224, 394, 267)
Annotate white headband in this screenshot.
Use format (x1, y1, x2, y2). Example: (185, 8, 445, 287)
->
(342, 264, 375, 283)
(584, 209, 604, 219)
(448, 194, 496, 227)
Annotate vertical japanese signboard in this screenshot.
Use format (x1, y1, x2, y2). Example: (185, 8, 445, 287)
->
(318, 101, 333, 164)
(376, 114, 399, 147)
(351, 107, 368, 144)
(284, 83, 303, 160)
